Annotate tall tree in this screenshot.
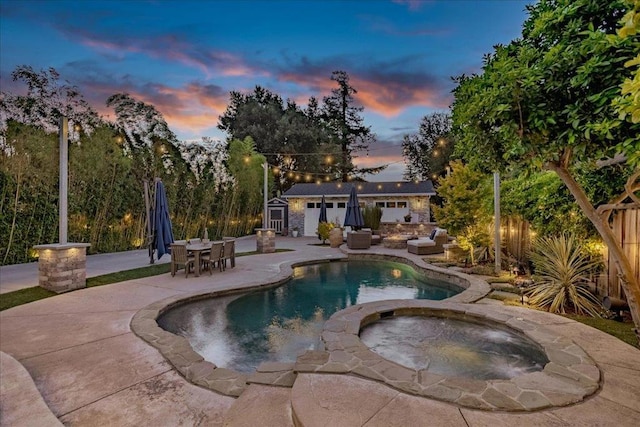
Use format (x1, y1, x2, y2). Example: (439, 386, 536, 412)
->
(322, 71, 384, 181)
(106, 93, 180, 183)
(218, 86, 284, 154)
(218, 87, 334, 194)
(402, 112, 454, 182)
(451, 0, 640, 341)
(0, 65, 101, 138)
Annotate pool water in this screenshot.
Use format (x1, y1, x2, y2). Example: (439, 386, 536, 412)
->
(360, 316, 549, 380)
(158, 260, 460, 372)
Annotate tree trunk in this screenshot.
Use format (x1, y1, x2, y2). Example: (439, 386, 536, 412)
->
(548, 162, 640, 345)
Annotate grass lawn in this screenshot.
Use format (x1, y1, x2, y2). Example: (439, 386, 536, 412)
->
(565, 314, 638, 348)
(0, 249, 292, 312)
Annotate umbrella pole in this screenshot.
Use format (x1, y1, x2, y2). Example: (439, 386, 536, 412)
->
(144, 180, 155, 264)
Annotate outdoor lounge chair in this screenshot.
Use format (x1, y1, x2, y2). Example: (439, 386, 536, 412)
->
(221, 239, 235, 270)
(170, 243, 195, 277)
(201, 241, 224, 273)
(407, 228, 448, 255)
(347, 230, 372, 249)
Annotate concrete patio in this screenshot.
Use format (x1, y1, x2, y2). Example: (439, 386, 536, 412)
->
(1, 236, 639, 426)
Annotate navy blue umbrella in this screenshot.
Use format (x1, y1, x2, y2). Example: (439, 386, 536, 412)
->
(153, 179, 174, 259)
(318, 195, 328, 224)
(343, 186, 364, 230)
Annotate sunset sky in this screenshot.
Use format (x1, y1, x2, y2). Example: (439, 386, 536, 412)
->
(0, 0, 530, 180)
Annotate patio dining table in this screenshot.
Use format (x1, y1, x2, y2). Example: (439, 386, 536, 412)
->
(185, 242, 221, 277)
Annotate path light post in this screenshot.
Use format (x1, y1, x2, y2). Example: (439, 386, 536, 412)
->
(256, 160, 276, 253)
(263, 161, 268, 229)
(34, 115, 91, 293)
(59, 116, 68, 243)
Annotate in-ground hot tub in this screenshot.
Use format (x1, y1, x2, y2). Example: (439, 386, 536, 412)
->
(360, 314, 549, 380)
(295, 299, 601, 411)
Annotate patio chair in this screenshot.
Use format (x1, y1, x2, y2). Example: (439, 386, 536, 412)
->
(201, 241, 224, 273)
(188, 238, 202, 244)
(170, 243, 195, 277)
(222, 237, 236, 268)
(221, 240, 235, 270)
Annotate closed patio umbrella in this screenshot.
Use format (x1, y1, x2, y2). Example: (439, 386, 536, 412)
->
(319, 195, 328, 224)
(153, 179, 174, 259)
(343, 186, 364, 230)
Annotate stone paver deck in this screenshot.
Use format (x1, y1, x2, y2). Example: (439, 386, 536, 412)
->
(1, 236, 639, 426)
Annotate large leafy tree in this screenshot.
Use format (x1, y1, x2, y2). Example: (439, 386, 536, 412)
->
(218, 87, 336, 193)
(614, 0, 640, 139)
(218, 86, 284, 154)
(501, 164, 632, 238)
(402, 112, 455, 182)
(451, 0, 640, 340)
(322, 71, 385, 181)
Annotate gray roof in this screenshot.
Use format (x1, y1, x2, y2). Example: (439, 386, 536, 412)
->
(282, 181, 435, 198)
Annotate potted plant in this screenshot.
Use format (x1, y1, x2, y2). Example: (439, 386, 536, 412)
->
(292, 226, 299, 237)
(404, 213, 412, 223)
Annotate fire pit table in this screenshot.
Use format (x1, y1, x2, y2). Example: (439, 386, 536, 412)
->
(382, 235, 411, 249)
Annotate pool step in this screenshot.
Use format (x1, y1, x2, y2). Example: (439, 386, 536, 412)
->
(222, 383, 294, 427)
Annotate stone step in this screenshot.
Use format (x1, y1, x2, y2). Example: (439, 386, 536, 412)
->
(222, 383, 294, 427)
(291, 373, 467, 427)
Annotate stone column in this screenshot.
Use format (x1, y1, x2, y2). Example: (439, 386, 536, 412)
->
(33, 243, 91, 293)
(256, 228, 276, 253)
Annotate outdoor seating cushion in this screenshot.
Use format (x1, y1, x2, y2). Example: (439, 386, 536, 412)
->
(407, 238, 436, 248)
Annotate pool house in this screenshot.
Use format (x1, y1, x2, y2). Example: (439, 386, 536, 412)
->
(281, 181, 436, 236)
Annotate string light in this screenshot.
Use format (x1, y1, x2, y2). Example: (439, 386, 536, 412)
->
(244, 149, 406, 184)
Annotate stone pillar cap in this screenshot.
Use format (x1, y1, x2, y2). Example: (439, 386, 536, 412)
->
(34, 243, 91, 250)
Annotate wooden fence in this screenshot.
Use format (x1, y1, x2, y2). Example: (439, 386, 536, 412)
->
(598, 207, 640, 301)
(500, 217, 532, 266)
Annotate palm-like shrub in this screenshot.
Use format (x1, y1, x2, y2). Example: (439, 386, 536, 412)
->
(527, 234, 603, 317)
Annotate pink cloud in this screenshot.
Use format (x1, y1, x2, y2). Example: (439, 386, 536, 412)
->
(75, 29, 259, 78)
(83, 79, 228, 137)
(278, 70, 448, 117)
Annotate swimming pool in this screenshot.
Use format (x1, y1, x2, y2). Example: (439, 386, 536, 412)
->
(158, 260, 461, 372)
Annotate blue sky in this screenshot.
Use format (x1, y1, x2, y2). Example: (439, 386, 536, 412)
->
(0, 0, 531, 180)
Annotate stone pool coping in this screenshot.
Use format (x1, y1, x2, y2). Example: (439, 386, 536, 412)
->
(299, 299, 600, 411)
(131, 253, 489, 398)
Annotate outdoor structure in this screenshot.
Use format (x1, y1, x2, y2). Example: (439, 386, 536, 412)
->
(33, 116, 91, 293)
(33, 243, 91, 293)
(266, 197, 289, 235)
(282, 181, 435, 237)
(255, 228, 276, 253)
